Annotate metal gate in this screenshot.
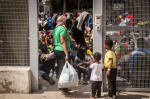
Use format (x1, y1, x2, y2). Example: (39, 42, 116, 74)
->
(0, 0, 29, 66)
(104, 0, 150, 91)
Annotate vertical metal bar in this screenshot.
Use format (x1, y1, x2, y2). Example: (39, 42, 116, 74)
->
(93, 0, 103, 53)
(29, 0, 39, 91)
(103, 0, 107, 92)
(78, 0, 80, 12)
(93, 0, 103, 91)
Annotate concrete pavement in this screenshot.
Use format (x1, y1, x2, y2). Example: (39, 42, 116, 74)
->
(0, 78, 150, 99)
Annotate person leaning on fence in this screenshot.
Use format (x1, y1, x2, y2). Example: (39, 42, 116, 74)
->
(89, 52, 104, 99)
(104, 39, 117, 98)
(53, 15, 71, 95)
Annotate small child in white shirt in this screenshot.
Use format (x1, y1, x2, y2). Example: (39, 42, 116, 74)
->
(90, 52, 104, 98)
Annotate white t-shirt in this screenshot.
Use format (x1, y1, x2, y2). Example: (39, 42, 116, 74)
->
(90, 63, 104, 81)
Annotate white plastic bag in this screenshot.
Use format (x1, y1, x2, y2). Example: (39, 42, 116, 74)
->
(58, 62, 79, 88)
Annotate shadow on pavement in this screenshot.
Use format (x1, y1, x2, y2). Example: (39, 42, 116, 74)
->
(117, 94, 149, 99)
(31, 78, 150, 99)
(102, 93, 150, 99)
(65, 91, 90, 98)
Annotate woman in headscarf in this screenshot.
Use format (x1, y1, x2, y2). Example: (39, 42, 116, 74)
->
(53, 15, 71, 95)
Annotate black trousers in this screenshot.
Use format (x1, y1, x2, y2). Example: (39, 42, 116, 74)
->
(54, 50, 70, 92)
(91, 81, 102, 97)
(106, 68, 117, 97)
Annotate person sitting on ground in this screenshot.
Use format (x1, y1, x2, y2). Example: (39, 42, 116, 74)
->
(39, 42, 55, 85)
(74, 46, 90, 85)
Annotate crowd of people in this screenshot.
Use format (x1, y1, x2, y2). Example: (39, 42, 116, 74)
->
(37, 10, 150, 99)
(106, 12, 135, 26)
(38, 11, 102, 98)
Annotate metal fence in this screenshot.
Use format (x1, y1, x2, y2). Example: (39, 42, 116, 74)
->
(0, 0, 29, 66)
(105, 0, 150, 90)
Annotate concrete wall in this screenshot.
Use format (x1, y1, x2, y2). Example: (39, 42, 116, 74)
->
(0, 0, 39, 92)
(0, 67, 31, 93)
